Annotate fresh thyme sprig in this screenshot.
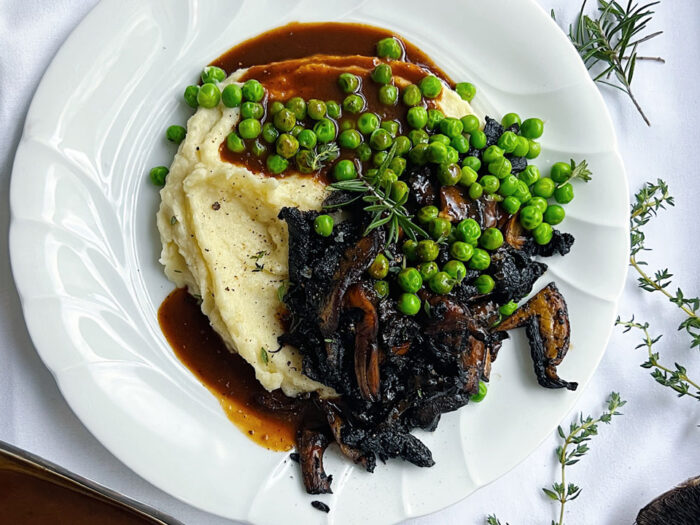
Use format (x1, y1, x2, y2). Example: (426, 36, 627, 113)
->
(543, 392, 626, 525)
(553, 1, 664, 125)
(298, 143, 340, 172)
(486, 516, 507, 525)
(617, 317, 700, 400)
(326, 143, 428, 245)
(558, 159, 592, 188)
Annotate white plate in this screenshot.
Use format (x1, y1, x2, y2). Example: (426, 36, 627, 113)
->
(9, 1, 628, 523)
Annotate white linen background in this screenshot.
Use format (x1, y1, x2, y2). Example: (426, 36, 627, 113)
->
(0, 1, 698, 523)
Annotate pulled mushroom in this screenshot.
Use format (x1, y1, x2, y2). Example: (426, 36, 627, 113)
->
(297, 429, 333, 494)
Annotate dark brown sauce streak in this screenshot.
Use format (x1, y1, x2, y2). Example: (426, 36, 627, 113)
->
(158, 288, 323, 452)
(0, 450, 158, 525)
(214, 22, 450, 178)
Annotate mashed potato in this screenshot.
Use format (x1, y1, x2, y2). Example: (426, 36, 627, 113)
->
(157, 63, 477, 397)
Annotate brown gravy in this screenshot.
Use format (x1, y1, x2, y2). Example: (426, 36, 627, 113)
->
(158, 288, 322, 452)
(214, 22, 449, 177)
(0, 451, 160, 525)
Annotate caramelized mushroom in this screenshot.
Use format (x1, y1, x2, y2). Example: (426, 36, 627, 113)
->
(494, 282, 578, 390)
(319, 400, 376, 472)
(636, 476, 700, 525)
(297, 429, 333, 494)
(503, 213, 527, 250)
(344, 283, 380, 401)
(439, 186, 474, 221)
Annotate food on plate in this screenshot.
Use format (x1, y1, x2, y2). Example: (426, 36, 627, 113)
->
(154, 22, 590, 495)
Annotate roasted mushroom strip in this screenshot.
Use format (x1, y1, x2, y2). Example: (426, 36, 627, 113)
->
(344, 283, 380, 401)
(297, 429, 333, 494)
(495, 282, 578, 391)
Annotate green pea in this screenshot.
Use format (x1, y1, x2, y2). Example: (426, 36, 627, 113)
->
(291, 124, 304, 137)
(430, 134, 451, 146)
(499, 300, 518, 316)
(470, 381, 488, 402)
(520, 117, 544, 139)
(462, 156, 481, 172)
(371, 63, 392, 84)
(417, 206, 439, 224)
(533, 222, 553, 245)
(457, 218, 481, 244)
(512, 180, 531, 204)
(381, 120, 400, 137)
(313, 118, 337, 143)
(397, 267, 423, 293)
(519, 165, 540, 186)
(468, 248, 491, 270)
(455, 82, 476, 102)
(326, 100, 341, 119)
(343, 94, 365, 114)
(376, 37, 403, 60)
(226, 132, 245, 153)
(406, 106, 428, 129)
(333, 159, 357, 181)
(390, 180, 409, 204)
(394, 135, 412, 155)
(340, 119, 355, 132)
(554, 183, 574, 204)
(238, 118, 262, 139)
(295, 149, 316, 171)
(512, 136, 530, 157)
(197, 83, 221, 108)
(526, 140, 541, 159)
(269, 101, 285, 115)
(297, 129, 317, 150)
(550, 162, 572, 184)
(419, 75, 442, 98)
(201, 66, 226, 84)
(183, 85, 200, 108)
(532, 177, 556, 198)
(389, 157, 406, 177)
(497, 131, 518, 153)
(266, 154, 288, 174)
(482, 145, 504, 164)
(459, 165, 478, 187)
(402, 84, 422, 106)
(403, 239, 418, 261)
(480, 175, 500, 194)
(378, 84, 399, 106)
(479, 228, 504, 250)
(398, 293, 421, 315)
(338, 73, 360, 93)
(426, 109, 445, 130)
(336, 129, 360, 150)
(450, 241, 474, 261)
(356, 143, 372, 162)
(439, 118, 464, 139)
(519, 205, 543, 230)
(149, 166, 169, 186)
(427, 142, 448, 164)
(417, 239, 440, 261)
(443, 260, 467, 282)
(314, 214, 334, 237)
(468, 182, 484, 200)
(374, 280, 390, 298)
(488, 157, 512, 179)
(285, 97, 306, 120)
(502, 196, 521, 215)
(273, 108, 296, 132)
(241, 101, 264, 119)
(241, 79, 264, 102)
(370, 128, 393, 151)
(501, 112, 521, 129)
(544, 204, 566, 225)
(461, 114, 480, 134)
(304, 99, 326, 120)
(408, 129, 429, 146)
(435, 163, 459, 186)
(529, 197, 548, 214)
(498, 175, 519, 197)
(247, 140, 264, 157)
(368, 254, 390, 279)
(408, 143, 429, 165)
(429, 271, 454, 294)
(166, 125, 186, 144)
(451, 134, 470, 154)
(474, 274, 495, 294)
(221, 84, 243, 108)
(418, 261, 439, 281)
(469, 129, 487, 149)
(429, 217, 452, 240)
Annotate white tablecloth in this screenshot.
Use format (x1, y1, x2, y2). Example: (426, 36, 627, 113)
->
(1, 1, 698, 524)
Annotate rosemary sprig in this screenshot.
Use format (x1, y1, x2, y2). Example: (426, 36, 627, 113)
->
(542, 392, 626, 525)
(326, 143, 428, 245)
(553, 1, 664, 125)
(617, 317, 700, 400)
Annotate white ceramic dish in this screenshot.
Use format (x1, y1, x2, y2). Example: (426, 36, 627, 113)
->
(9, 1, 628, 523)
